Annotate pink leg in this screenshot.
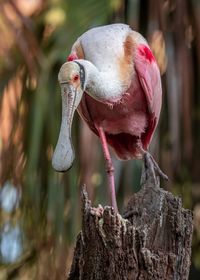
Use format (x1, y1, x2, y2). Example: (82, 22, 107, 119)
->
(96, 125, 118, 212)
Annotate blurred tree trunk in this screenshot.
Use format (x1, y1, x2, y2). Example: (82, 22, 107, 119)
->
(68, 177, 193, 280)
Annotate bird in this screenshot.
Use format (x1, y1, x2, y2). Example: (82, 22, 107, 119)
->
(52, 23, 168, 212)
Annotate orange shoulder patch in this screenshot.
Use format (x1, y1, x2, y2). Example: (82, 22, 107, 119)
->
(73, 41, 85, 59)
(124, 34, 135, 64)
(118, 33, 136, 85)
(67, 40, 85, 61)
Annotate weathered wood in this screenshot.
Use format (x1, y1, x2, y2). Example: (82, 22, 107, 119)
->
(68, 177, 193, 280)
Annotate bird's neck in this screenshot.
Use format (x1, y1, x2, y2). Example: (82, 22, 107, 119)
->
(78, 60, 127, 104)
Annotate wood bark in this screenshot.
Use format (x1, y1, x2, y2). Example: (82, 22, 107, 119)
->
(68, 176, 193, 280)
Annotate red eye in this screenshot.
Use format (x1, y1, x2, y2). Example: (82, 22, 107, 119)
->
(73, 75, 79, 82)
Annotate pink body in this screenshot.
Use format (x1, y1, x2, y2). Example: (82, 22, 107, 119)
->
(68, 24, 162, 160)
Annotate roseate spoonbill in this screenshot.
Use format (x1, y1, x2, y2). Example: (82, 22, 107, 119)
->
(52, 23, 168, 212)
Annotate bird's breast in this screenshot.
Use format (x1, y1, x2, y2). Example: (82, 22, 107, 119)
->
(78, 77, 148, 138)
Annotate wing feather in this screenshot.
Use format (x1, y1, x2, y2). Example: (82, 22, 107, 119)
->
(134, 44, 162, 116)
(134, 43, 162, 149)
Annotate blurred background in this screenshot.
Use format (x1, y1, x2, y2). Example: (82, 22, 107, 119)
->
(0, 0, 199, 279)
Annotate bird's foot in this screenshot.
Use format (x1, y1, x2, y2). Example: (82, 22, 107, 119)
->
(141, 151, 168, 187)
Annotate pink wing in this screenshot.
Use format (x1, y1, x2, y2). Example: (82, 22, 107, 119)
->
(134, 44, 162, 149)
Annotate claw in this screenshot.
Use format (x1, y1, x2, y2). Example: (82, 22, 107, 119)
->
(148, 154, 169, 181)
(141, 151, 168, 186)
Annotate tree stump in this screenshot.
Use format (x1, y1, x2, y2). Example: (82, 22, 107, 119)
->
(68, 176, 193, 280)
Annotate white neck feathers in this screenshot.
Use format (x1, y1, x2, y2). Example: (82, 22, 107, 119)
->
(77, 59, 126, 104)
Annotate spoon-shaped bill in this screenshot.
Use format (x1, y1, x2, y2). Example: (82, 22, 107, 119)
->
(52, 83, 82, 171)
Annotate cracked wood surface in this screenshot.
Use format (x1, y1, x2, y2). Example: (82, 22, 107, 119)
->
(68, 179, 193, 280)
